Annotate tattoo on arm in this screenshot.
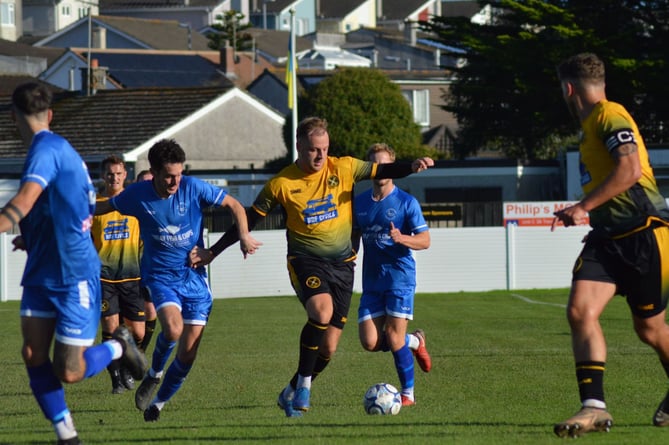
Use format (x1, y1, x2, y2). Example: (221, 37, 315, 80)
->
(613, 144, 638, 158)
(1, 203, 23, 226)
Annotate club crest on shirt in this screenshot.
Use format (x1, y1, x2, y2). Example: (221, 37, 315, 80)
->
(327, 175, 339, 188)
(178, 201, 187, 216)
(305, 276, 321, 289)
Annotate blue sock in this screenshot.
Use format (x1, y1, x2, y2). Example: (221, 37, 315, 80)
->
(156, 358, 192, 403)
(392, 345, 415, 390)
(83, 343, 114, 379)
(27, 361, 68, 422)
(152, 332, 177, 374)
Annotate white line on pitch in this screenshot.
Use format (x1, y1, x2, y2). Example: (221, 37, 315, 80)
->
(511, 293, 566, 308)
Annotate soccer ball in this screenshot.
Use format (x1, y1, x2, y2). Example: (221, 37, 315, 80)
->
(363, 383, 401, 415)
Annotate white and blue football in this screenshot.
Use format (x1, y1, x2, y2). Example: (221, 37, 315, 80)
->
(363, 383, 401, 415)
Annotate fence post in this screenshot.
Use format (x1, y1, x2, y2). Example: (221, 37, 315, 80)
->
(506, 223, 516, 290)
(0, 232, 6, 302)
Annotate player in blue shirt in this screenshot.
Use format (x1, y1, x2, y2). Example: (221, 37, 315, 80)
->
(0, 82, 146, 445)
(352, 143, 432, 406)
(95, 139, 261, 422)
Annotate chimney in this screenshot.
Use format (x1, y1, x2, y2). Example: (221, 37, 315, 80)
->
(80, 59, 108, 95)
(91, 26, 106, 49)
(219, 41, 237, 77)
(404, 21, 416, 46)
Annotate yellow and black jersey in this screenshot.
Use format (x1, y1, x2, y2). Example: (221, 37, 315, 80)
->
(253, 156, 376, 261)
(92, 196, 141, 282)
(579, 100, 669, 234)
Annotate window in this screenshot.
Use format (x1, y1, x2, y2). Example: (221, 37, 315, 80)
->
(402, 89, 430, 127)
(62, 5, 71, 16)
(1, 2, 15, 26)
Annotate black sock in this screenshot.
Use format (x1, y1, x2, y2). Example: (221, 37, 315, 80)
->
(297, 318, 328, 378)
(141, 318, 157, 351)
(576, 361, 605, 405)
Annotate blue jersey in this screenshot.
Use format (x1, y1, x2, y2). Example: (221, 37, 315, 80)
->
(353, 186, 428, 292)
(110, 176, 226, 287)
(19, 130, 100, 286)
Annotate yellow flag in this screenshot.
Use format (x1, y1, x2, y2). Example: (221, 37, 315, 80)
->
(286, 36, 294, 109)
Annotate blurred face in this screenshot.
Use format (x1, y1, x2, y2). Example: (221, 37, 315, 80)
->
(561, 80, 579, 122)
(152, 162, 183, 198)
(297, 131, 329, 174)
(371, 150, 392, 188)
(103, 162, 127, 196)
(137, 172, 153, 182)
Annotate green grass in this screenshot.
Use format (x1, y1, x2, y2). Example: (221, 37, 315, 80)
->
(0, 289, 667, 444)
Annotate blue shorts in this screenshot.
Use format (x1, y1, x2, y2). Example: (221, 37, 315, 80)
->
(357, 288, 415, 323)
(146, 270, 212, 326)
(20, 277, 101, 347)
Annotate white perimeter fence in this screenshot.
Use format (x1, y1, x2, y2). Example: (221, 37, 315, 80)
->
(0, 225, 591, 302)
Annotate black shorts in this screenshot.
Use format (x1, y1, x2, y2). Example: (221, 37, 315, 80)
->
(140, 284, 152, 303)
(287, 255, 355, 329)
(101, 280, 146, 321)
(573, 225, 669, 318)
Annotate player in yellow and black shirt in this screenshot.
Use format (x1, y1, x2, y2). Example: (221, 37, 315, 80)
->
(192, 117, 433, 417)
(92, 155, 145, 394)
(552, 53, 669, 438)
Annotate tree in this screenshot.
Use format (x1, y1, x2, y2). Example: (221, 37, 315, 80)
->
(206, 11, 253, 51)
(296, 68, 438, 161)
(421, 0, 669, 160)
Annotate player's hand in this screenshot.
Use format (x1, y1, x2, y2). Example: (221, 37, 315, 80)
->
(551, 203, 587, 231)
(389, 222, 403, 244)
(11, 236, 25, 251)
(239, 234, 262, 259)
(411, 157, 434, 173)
(189, 245, 214, 268)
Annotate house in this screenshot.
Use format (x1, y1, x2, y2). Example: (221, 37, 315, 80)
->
(0, 37, 65, 80)
(0, 85, 286, 176)
(99, 0, 248, 31)
(248, 0, 315, 36)
(40, 47, 233, 92)
(1, 0, 20, 41)
(315, 0, 376, 33)
(376, 0, 440, 30)
(32, 15, 213, 51)
(22, 0, 98, 37)
(248, 67, 456, 154)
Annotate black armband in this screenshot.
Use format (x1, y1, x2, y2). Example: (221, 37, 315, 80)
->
(1, 203, 22, 226)
(375, 162, 413, 179)
(1, 208, 17, 226)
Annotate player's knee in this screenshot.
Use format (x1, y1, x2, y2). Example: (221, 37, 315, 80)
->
(359, 337, 378, 352)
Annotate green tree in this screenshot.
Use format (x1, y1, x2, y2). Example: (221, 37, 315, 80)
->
(421, 0, 669, 160)
(206, 10, 253, 51)
(297, 68, 437, 160)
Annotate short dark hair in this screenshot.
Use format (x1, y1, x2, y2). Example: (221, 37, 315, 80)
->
(148, 139, 186, 172)
(12, 82, 52, 115)
(557, 53, 605, 85)
(296, 117, 328, 148)
(136, 170, 152, 181)
(101, 155, 125, 173)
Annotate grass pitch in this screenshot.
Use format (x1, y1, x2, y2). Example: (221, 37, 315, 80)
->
(0, 289, 667, 444)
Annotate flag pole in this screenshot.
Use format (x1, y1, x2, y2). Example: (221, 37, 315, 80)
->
(290, 8, 298, 163)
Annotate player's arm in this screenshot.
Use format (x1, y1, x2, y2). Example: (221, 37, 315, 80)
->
(389, 222, 431, 250)
(351, 228, 362, 254)
(0, 182, 43, 233)
(220, 194, 262, 259)
(552, 135, 641, 230)
(94, 199, 114, 215)
(375, 157, 434, 179)
(190, 207, 265, 268)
